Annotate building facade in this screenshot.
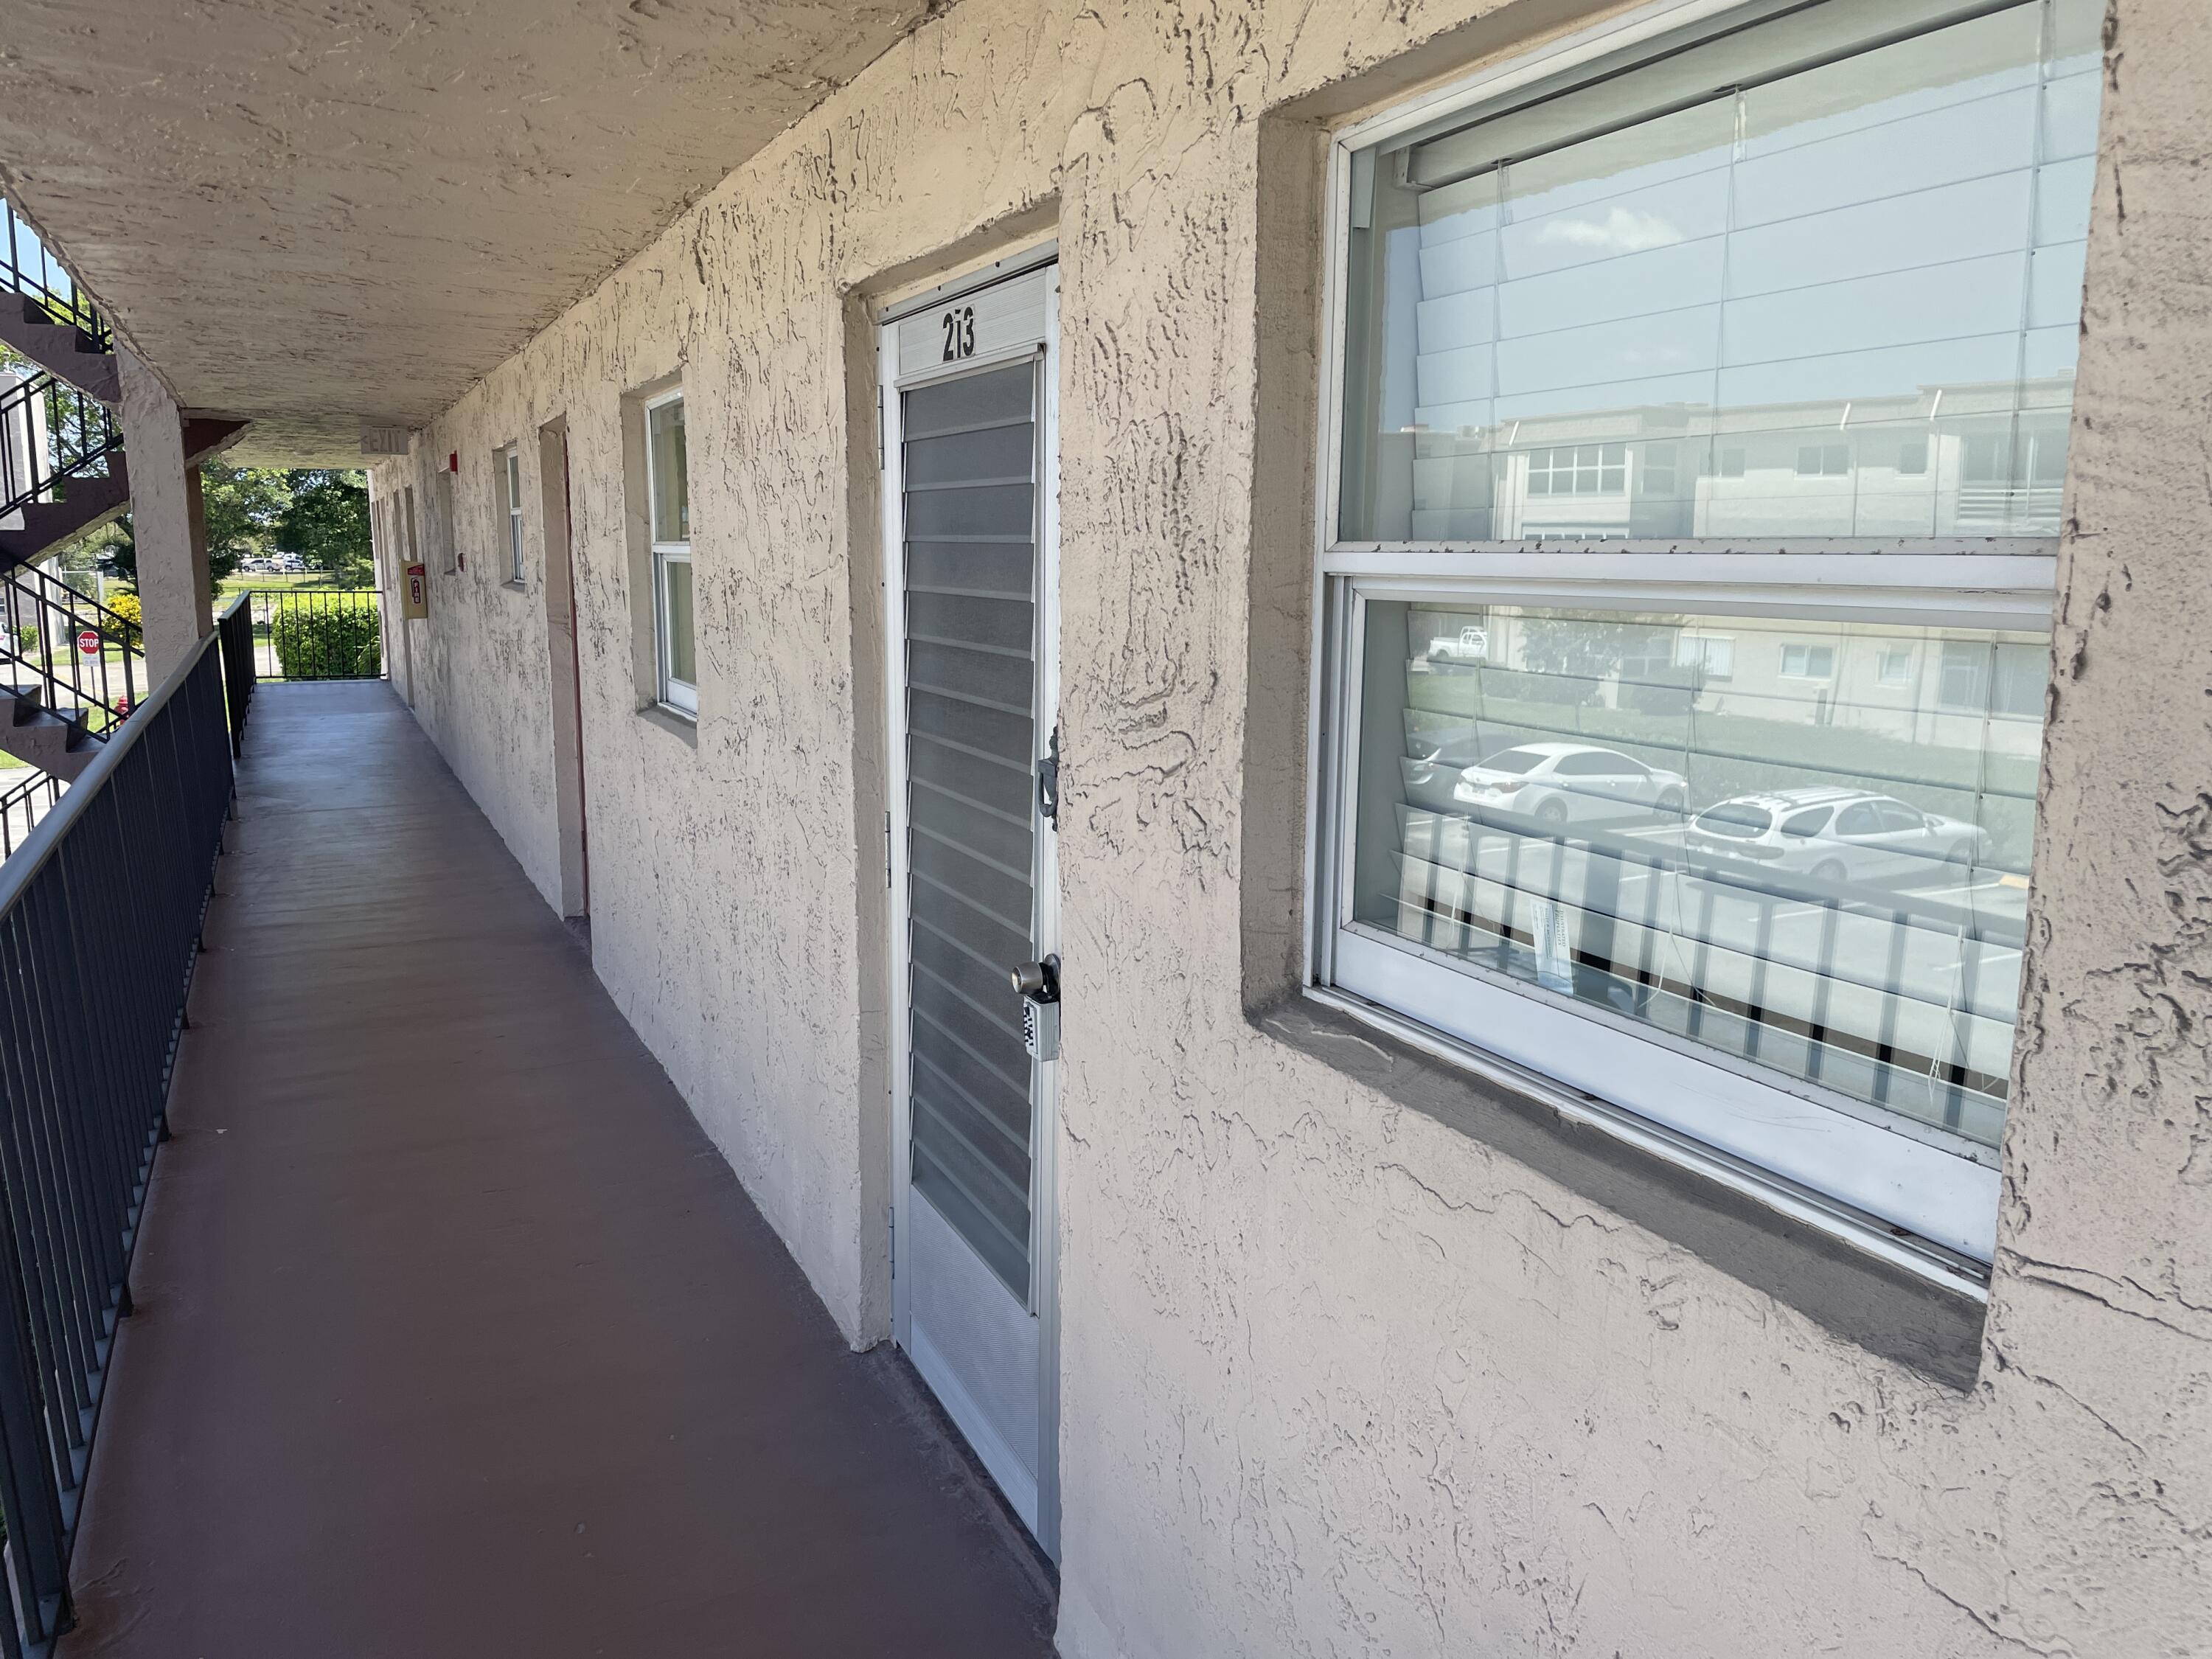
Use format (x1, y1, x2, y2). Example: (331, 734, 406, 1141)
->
(356, 0, 2207, 1653)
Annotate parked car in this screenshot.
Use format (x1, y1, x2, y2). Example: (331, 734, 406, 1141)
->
(1688, 787, 1989, 885)
(240, 556, 275, 573)
(274, 552, 306, 572)
(1451, 742, 1686, 825)
(1422, 625, 1489, 672)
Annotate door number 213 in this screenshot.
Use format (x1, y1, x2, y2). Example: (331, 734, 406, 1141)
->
(940, 305, 976, 361)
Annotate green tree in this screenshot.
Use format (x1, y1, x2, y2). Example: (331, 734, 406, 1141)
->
(276, 470, 373, 585)
(98, 462, 290, 586)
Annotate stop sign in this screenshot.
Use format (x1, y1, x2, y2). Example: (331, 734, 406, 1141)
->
(76, 628, 100, 657)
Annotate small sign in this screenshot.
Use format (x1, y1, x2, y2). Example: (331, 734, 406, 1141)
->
(403, 562, 430, 620)
(76, 628, 100, 657)
(360, 425, 411, 456)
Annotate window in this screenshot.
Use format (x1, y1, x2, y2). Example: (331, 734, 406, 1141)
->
(1318, 0, 2098, 1269)
(1526, 443, 1626, 497)
(500, 445, 525, 583)
(644, 389, 695, 716)
(1939, 639, 2045, 719)
(1675, 634, 1733, 681)
(1778, 642, 1835, 680)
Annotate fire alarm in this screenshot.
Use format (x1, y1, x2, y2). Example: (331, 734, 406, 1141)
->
(448, 451, 459, 472)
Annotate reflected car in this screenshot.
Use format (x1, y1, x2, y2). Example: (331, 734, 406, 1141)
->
(1451, 742, 1686, 825)
(1688, 787, 1989, 885)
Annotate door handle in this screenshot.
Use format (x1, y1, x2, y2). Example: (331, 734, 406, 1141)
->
(1010, 955, 1060, 1003)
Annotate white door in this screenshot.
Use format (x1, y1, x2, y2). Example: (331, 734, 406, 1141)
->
(882, 257, 1060, 1557)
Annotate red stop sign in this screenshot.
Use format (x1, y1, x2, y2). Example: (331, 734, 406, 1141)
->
(76, 628, 100, 657)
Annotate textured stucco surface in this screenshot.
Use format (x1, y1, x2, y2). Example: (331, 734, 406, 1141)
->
(0, 0, 934, 459)
(362, 1, 2210, 1655)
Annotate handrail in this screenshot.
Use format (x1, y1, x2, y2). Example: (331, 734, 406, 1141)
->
(0, 613, 235, 1649)
(1, 563, 142, 733)
(0, 195, 112, 348)
(218, 593, 254, 754)
(0, 619, 215, 911)
(0, 767, 63, 858)
(0, 366, 122, 526)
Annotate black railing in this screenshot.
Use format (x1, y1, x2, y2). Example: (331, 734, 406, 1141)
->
(0, 773, 61, 861)
(0, 372, 122, 529)
(0, 568, 140, 737)
(239, 588, 383, 682)
(0, 622, 236, 1654)
(217, 596, 254, 756)
(0, 201, 110, 349)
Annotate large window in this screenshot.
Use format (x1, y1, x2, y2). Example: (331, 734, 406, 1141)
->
(644, 389, 695, 716)
(1317, 0, 2099, 1269)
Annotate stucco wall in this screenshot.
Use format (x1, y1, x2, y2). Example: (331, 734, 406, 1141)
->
(370, 1, 2211, 1654)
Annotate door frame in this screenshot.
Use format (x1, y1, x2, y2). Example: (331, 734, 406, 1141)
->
(879, 255, 1062, 1558)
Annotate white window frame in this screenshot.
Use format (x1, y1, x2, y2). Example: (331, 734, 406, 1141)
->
(1304, 0, 2078, 1282)
(501, 444, 526, 585)
(643, 387, 696, 717)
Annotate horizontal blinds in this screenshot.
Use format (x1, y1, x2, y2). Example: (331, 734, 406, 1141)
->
(902, 361, 1038, 1303)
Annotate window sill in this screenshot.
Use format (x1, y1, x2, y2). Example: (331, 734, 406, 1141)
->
(1253, 988, 1988, 1390)
(636, 700, 698, 748)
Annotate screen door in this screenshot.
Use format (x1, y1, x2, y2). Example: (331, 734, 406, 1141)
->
(882, 257, 1060, 1555)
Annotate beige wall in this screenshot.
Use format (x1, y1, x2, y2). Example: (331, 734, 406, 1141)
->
(371, 0, 2211, 1653)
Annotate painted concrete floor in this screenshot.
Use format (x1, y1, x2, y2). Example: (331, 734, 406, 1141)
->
(63, 681, 1057, 1658)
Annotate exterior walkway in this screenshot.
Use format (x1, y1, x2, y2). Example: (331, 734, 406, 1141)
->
(63, 682, 1056, 1658)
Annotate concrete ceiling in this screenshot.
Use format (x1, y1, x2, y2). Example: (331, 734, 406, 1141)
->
(0, 1, 935, 466)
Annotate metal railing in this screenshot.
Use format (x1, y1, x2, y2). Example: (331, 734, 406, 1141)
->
(0, 568, 140, 737)
(0, 773, 62, 861)
(238, 588, 383, 683)
(0, 372, 122, 531)
(0, 621, 236, 1654)
(217, 595, 255, 756)
(0, 200, 110, 349)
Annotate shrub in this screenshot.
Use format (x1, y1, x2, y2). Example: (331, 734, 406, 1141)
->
(13, 623, 36, 653)
(269, 603, 381, 681)
(102, 590, 142, 641)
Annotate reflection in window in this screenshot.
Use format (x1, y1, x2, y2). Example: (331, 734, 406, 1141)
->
(1339, 0, 2101, 542)
(1779, 643, 1835, 679)
(1356, 602, 2042, 1148)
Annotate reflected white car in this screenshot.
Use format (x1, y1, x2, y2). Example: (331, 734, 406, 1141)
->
(1453, 742, 1686, 825)
(1688, 787, 1989, 885)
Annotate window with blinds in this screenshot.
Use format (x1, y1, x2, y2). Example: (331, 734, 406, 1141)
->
(1317, 0, 2101, 1269)
(1338, 0, 2101, 543)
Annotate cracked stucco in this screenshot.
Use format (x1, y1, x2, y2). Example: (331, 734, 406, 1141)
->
(360, 1, 2210, 1655)
(0, 0, 936, 461)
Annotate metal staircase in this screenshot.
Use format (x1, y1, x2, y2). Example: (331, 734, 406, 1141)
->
(0, 195, 248, 572)
(0, 562, 143, 779)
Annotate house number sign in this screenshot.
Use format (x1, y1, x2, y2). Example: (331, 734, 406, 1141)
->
(893, 264, 1050, 381)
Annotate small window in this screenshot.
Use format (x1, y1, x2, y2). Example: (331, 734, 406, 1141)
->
(1717, 448, 1746, 479)
(500, 445, 525, 583)
(1795, 444, 1851, 478)
(1780, 807, 1832, 838)
(1897, 439, 1929, 477)
(1877, 799, 1929, 833)
(645, 391, 695, 716)
(1834, 801, 1883, 837)
(1877, 647, 1916, 686)
(1779, 643, 1835, 679)
(1676, 634, 1733, 681)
